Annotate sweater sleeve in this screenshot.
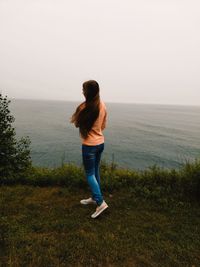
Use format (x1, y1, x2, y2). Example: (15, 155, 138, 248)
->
(101, 109, 107, 130)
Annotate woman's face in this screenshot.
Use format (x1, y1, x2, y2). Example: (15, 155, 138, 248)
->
(82, 87, 86, 97)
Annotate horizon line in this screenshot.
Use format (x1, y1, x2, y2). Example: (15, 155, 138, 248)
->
(8, 97, 200, 108)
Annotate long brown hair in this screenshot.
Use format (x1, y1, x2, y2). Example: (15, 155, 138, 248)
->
(71, 80, 100, 139)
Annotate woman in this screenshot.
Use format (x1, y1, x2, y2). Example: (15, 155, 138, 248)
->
(71, 80, 108, 219)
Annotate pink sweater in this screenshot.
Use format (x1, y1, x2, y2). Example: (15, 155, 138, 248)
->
(80, 100, 107, 146)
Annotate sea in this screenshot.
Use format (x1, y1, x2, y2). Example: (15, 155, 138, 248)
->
(9, 98, 200, 170)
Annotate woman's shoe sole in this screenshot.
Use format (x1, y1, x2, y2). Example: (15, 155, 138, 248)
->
(80, 200, 96, 205)
(91, 204, 108, 218)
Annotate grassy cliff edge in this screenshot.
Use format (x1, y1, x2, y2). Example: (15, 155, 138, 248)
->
(0, 160, 200, 266)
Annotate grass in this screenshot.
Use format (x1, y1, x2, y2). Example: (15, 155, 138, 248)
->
(1, 185, 200, 267)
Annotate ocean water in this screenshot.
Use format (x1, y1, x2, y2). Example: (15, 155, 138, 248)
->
(9, 98, 200, 170)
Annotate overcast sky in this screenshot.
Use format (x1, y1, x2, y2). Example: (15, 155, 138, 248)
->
(0, 0, 199, 105)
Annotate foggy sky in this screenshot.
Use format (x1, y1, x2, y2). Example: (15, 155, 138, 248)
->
(0, 0, 199, 105)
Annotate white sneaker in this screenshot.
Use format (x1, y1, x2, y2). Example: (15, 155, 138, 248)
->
(91, 200, 108, 218)
(80, 197, 96, 205)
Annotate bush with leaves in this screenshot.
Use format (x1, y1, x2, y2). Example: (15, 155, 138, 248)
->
(0, 93, 32, 182)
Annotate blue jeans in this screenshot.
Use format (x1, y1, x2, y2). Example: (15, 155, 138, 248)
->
(82, 143, 104, 206)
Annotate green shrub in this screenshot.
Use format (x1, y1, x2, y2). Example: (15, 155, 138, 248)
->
(0, 94, 31, 182)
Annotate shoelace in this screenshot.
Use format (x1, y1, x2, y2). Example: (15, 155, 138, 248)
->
(96, 203, 105, 211)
